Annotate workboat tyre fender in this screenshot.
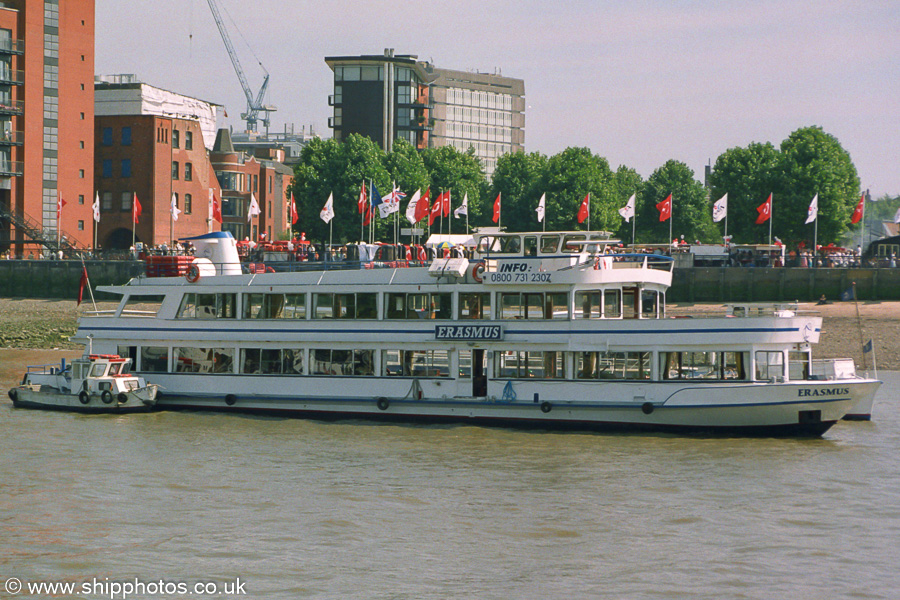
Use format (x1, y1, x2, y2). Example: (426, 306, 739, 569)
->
(117, 392, 128, 404)
(225, 394, 237, 406)
(8, 388, 17, 402)
(78, 391, 90, 405)
(642, 402, 655, 415)
(540, 401, 552, 413)
(376, 397, 390, 411)
(101, 390, 114, 404)
(471, 262, 485, 283)
(186, 264, 201, 283)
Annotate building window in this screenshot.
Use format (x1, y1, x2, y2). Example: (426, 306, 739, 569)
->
(101, 159, 112, 178)
(185, 193, 192, 215)
(121, 192, 133, 212)
(77, 220, 84, 231)
(172, 161, 179, 180)
(121, 159, 132, 178)
(102, 192, 113, 211)
(80, 141, 84, 149)
(122, 127, 132, 146)
(80, 112, 85, 120)
(79, 169, 85, 179)
(78, 195, 84, 205)
(185, 131, 193, 150)
(172, 129, 179, 149)
(101, 127, 113, 146)
(184, 162, 192, 181)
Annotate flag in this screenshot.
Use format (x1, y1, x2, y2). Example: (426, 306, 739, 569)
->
(247, 194, 261, 222)
(132, 193, 142, 224)
(712, 193, 727, 223)
(320, 192, 334, 223)
(432, 190, 450, 221)
(577, 193, 590, 224)
(290, 193, 299, 225)
(357, 182, 367, 214)
(805, 194, 818, 225)
(492, 192, 501, 223)
(212, 193, 223, 224)
(656, 193, 672, 222)
(414, 189, 430, 224)
(536, 193, 546, 223)
(894, 206, 900, 224)
(756, 193, 772, 224)
(863, 339, 873, 353)
(369, 184, 383, 222)
(428, 194, 443, 226)
(405, 189, 422, 224)
(362, 203, 372, 226)
(379, 184, 405, 218)
(850, 194, 865, 224)
(441, 190, 451, 217)
(92, 192, 100, 223)
(839, 285, 855, 302)
(619, 194, 635, 222)
(170, 193, 181, 221)
(455, 192, 468, 218)
(76, 266, 88, 306)
(56, 193, 66, 222)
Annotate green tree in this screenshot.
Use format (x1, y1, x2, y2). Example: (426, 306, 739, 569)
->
(420, 146, 487, 232)
(490, 151, 548, 232)
(541, 147, 616, 233)
(612, 166, 643, 244)
(639, 160, 714, 244)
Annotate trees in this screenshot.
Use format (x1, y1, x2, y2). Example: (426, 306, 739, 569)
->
(420, 146, 488, 231)
(490, 151, 548, 232)
(541, 147, 617, 232)
(639, 160, 714, 244)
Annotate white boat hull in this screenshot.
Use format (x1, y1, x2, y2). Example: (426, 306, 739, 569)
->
(9, 384, 159, 414)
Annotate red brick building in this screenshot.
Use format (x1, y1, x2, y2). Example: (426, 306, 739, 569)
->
(0, 0, 95, 257)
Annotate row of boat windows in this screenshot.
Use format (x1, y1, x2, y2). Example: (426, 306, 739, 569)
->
(175, 288, 658, 321)
(129, 346, 802, 381)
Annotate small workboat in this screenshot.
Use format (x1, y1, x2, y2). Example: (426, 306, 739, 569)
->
(8, 353, 158, 413)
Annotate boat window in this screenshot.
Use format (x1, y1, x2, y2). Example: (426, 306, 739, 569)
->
(477, 236, 499, 253)
(604, 289, 622, 318)
(663, 351, 745, 380)
(459, 292, 491, 319)
(458, 349, 471, 378)
(755, 351, 784, 381)
(500, 292, 568, 320)
(540, 234, 560, 254)
(91, 363, 107, 378)
(121, 294, 165, 317)
(498, 236, 521, 254)
(575, 291, 601, 319)
(178, 293, 236, 319)
(382, 350, 450, 377)
(623, 287, 639, 319)
(312, 349, 375, 376)
(524, 236, 537, 257)
(561, 234, 586, 253)
(577, 351, 650, 380)
(173, 347, 234, 374)
(788, 350, 810, 381)
(108, 363, 122, 376)
(242, 293, 291, 319)
(140, 346, 168, 372)
(641, 290, 658, 318)
(240, 348, 304, 375)
(495, 350, 565, 379)
(117, 345, 137, 367)
(385, 292, 450, 319)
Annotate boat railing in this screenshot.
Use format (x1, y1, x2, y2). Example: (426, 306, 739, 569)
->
(667, 304, 819, 319)
(82, 309, 118, 317)
(810, 358, 857, 380)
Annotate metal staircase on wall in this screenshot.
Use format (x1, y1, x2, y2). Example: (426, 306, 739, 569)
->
(0, 204, 80, 255)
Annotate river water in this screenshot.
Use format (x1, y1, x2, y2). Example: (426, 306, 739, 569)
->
(0, 349, 898, 600)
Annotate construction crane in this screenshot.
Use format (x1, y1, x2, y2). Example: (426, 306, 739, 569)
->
(206, 0, 276, 133)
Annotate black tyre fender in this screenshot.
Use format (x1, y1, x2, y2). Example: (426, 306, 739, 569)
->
(101, 390, 114, 404)
(225, 394, 237, 406)
(78, 390, 90, 405)
(117, 392, 129, 404)
(8, 388, 17, 402)
(540, 401, 552, 414)
(376, 397, 390, 411)
(641, 402, 655, 415)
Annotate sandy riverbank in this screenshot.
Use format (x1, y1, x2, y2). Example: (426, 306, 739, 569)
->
(1, 297, 897, 370)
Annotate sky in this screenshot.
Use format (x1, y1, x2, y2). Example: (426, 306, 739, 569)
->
(95, 0, 900, 198)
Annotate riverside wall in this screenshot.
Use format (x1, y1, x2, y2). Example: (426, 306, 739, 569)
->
(1, 260, 900, 302)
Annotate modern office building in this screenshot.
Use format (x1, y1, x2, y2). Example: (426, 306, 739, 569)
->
(0, 0, 95, 257)
(325, 51, 525, 176)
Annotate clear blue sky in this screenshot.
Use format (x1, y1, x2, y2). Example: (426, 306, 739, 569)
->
(95, 0, 900, 198)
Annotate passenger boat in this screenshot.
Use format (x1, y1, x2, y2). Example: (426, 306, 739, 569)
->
(8, 353, 158, 413)
(71, 231, 880, 436)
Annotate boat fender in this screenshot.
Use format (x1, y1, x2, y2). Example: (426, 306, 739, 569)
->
(101, 390, 114, 404)
(8, 388, 17, 402)
(471, 262, 485, 283)
(540, 401, 552, 413)
(376, 397, 390, 411)
(641, 402, 654, 415)
(225, 394, 237, 406)
(117, 392, 129, 404)
(186, 264, 201, 283)
(78, 390, 90, 405)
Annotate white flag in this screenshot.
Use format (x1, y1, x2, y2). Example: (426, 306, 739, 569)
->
(454, 192, 468, 218)
(92, 192, 100, 223)
(536, 193, 546, 223)
(618, 193, 635, 222)
(405, 189, 421, 224)
(805, 193, 818, 224)
(170, 193, 181, 222)
(247, 194, 261, 222)
(894, 206, 900, 224)
(320, 192, 334, 223)
(712, 193, 727, 223)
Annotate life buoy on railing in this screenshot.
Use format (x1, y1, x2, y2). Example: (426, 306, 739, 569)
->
(101, 390, 114, 404)
(471, 262, 485, 283)
(185, 264, 201, 283)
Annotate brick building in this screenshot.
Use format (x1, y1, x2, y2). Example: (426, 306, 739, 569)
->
(0, 0, 95, 257)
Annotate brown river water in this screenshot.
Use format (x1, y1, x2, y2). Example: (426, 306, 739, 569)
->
(1, 349, 898, 599)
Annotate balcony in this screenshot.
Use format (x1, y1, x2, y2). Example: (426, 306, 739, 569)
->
(0, 99, 23, 116)
(0, 160, 23, 177)
(328, 95, 341, 106)
(0, 69, 23, 86)
(0, 39, 24, 56)
(0, 129, 23, 145)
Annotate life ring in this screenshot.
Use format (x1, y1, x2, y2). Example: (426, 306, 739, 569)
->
(101, 390, 114, 404)
(225, 394, 237, 406)
(117, 392, 129, 404)
(376, 397, 390, 411)
(8, 388, 17, 402)
(641, 402, 655, 415)
(78, 390, 90, 404)
(471, 262, 484, 283)
(540, 401, 552, 413)
(185, 264, 201, 283)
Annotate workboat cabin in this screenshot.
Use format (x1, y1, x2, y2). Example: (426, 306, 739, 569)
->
(70, 230, 879, 435)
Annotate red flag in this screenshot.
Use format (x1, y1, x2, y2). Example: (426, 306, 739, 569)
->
(756, 193, 772, 224)
(428, 195, 443, 226)
(77, 266, 88, 306)
(656, 193, 672, 222)
(357, 181, 367, 214)
(492, 192, 501, 223)
(441, 190, 451, 217)
(850, 193, 865, 224)
(212, 193, 223, 224)
(577, 193, 590, 223)
(362, 203, 372, 226)
(57, 194, 66, 222)
(290, 193, 299, 225)
(132, 193, 142, 224)
(414, 189, 430, 224)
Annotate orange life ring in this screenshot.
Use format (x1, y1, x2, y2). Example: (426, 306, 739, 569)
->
(186, 264, 201, 283)
(471, 262, 484, 283)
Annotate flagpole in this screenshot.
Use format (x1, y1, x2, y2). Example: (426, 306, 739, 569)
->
(769, 194, 773, 246)
(79, 256, 97, 311)
(587, 194, 591, 232)
(669, 194, 673, 244)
